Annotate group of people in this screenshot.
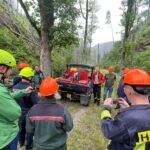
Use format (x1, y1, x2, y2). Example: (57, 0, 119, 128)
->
(0, 49, 73, 150)
(0, 49, 150, 150)
(101, 69, 150, 150)
(91, 65, 150, 149)
(92, 66, 116, 106)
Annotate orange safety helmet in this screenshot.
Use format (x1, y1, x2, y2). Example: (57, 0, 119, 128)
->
(18, 62, 29, 69)
(123, 69, 150, 86)
(39, 77, 59, 96)
(123, 68, 130, 75)
(108, 66, 114, 72)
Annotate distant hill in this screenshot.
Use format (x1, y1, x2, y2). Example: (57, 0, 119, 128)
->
(90, 41, 114, 64)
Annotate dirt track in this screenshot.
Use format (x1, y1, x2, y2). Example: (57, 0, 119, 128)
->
(73, 107, 88, 128)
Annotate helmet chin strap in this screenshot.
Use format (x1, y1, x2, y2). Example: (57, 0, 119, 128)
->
(22, 77, 32, 82)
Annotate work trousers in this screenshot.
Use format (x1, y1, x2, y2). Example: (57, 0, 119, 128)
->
(103, 87, 113, 100)
(93, 84, 101, 104)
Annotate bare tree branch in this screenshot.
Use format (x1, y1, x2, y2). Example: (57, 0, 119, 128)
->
(79, 0, 86, 20)
(18, 0, 41, 37)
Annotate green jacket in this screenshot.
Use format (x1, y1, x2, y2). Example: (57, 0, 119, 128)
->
(26, 98, 73, 150)
(33, 71, 44, 90)
(0, 83, 26, 149)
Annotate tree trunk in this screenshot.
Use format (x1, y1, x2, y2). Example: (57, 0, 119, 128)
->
(121, 0, 136, 69)
(38, 0, 54, 76)
(83, 0, 89, 63)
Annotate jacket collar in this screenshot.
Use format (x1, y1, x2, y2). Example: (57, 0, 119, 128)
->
(39, 96, 57, 104)
(120, 104, 150, 113)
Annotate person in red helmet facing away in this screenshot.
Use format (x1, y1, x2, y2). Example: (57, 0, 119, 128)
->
(13, 62, 29, 86)
(101, 69, 150, 150)
(26, 77, 73, 150)
(92, 66, 104, 105)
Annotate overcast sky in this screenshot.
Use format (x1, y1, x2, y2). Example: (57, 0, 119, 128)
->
(92, 0, 122, 46)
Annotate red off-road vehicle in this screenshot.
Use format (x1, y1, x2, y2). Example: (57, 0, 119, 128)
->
(57, 64, 94, 106)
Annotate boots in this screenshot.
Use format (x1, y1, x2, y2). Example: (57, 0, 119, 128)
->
(94, 98, 97, 103)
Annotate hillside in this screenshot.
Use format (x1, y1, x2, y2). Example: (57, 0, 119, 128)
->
(90, 41, 114, 64)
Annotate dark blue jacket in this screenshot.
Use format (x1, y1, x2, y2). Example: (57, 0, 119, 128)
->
(13, 74, 22, 86)
(13, 81, 39, 118)
(117, 77, 126, 98)
(101, 105, 150, 150)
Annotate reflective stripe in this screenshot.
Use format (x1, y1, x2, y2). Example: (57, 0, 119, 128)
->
(29, 116, 64, 122)
(133, 130, 150, 150)
(133, 143, 145, 150)
(101, 110, 112, 120)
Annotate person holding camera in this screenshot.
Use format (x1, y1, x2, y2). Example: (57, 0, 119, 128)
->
(101, 69, 150, 150)
(13, 67, 39, 150)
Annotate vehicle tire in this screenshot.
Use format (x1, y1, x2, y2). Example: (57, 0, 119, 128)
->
(80, 95, 91, 106)
(60, 92, 67, 99)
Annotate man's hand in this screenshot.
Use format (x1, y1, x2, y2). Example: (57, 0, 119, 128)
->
(104, 98, 113, 107)
(118, 98, 129, 108)
(25, 86, 34, 94)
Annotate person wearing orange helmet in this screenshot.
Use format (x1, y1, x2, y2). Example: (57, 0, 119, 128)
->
(26, 77, 73, 150)
(103, 66, 116, 100)
(13, 62, 29, 86)
(101, 69, 150, 150)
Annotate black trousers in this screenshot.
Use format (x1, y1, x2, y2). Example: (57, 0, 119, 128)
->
(93, 84, 101, 102)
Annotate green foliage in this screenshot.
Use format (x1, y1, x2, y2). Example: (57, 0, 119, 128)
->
(132, 49, 150, 73)
(25, 0, 79, 48)
(52, 47, 73, 77)
(0, 27, 39, 67)
(135, 26, 150, 45)
(101, 22, 150, 74)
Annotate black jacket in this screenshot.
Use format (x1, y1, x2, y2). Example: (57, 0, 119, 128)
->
(13, 81, 39, 118)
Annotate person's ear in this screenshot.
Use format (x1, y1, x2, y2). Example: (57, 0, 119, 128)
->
(0, 65, 7, 72)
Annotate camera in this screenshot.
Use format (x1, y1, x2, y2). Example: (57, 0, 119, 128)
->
(112, 98, 122, 104)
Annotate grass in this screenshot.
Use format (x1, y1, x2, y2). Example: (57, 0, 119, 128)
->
(67, 102, 108, 150)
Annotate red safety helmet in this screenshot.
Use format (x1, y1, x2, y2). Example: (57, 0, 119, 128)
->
(18, 62, 29, 69)
(40, 77, 59, 96)
(108, 66, 114, 72)
(123, 69, 150, 86)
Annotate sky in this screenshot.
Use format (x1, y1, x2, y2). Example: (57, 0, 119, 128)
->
(92, 0, 123, 46)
